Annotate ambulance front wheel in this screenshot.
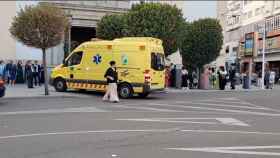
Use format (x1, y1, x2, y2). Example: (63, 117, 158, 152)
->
(54, 78, 67, 92)
(118, 83, 133, 99)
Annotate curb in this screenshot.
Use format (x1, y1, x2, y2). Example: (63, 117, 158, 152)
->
(2, 93, 94, 100)
(164, 89, 268, 93)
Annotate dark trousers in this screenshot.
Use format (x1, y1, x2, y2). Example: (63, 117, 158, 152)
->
(230, 79, 236, 90)
(27, 76, 33, 88)
(33, 72, 40, 86)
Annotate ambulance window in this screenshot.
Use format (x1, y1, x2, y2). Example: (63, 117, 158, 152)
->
(151, 53, 165, 71)
(67, 51, 83, 66)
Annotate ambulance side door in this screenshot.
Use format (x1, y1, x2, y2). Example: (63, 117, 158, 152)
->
(65, 51, 86, 81)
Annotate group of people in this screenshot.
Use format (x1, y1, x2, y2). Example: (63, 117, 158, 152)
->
(195, 65, 230, 90)
(165, 64, 199, 89)
(262, 69, 277, 89)
(0, 60, 44, 88)
(165, 64, 235, 91)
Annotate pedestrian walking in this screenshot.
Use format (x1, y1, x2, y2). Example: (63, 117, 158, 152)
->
(170, 64, 176, 88)
(257, 70, 262, 88)
(181, 66, 188, 90)
(229, 66, 236, 90)
(200, 65, 210, 90)
(9, 62, 17, 86)
(209, 68, 216, 89)
(25, 61, 34, 88)
(165, 65, 171, 88)
(16, 60, 24, 84)
(218, 66, 227, 90)
(103, 61, 119, 103)
(269, 71, 275, 89)
(32, 60, 41, 86)
(192, 71, 198, 89)
(5, 60, 13, 84)
(40, 64, 45, 84)
(264, 69, 270, 89)
(0, 60, 5, 80)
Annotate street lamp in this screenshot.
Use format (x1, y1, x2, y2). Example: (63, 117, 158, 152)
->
(261, 22, 266, 90)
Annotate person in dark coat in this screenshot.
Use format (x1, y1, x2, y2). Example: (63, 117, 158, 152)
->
(40, 64, 45, 84)
(103, 61, 119, 103)
(264, 68, 270, 89)
(25, 61, 34, 88)
(170, 64, 176, 87)
(32, 60, 41, 86)
(16, 60, 24, 84)
(5, 60, 13, 85)
(181, 66, 188, 90)
(9, 61, 17, 86)
(218, 66, 227, 90)
(229, 66, 236, 90)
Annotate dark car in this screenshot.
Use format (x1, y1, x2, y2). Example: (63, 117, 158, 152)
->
(0, 79, 5, 97)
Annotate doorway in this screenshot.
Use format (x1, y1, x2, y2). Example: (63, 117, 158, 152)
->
(71, 26, 96, 51)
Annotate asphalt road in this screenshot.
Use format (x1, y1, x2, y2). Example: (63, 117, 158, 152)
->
(1, 90, 280, 158)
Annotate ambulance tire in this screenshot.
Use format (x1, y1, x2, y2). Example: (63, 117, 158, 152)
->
(139, 93, 149, 98)
(118, 83, 133, 99)
(54, 78, 67, 92)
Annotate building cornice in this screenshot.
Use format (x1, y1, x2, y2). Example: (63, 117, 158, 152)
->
(41, 2, 129, 13)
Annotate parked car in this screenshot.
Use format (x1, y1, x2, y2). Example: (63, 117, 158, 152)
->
(0, 79, 5, 97)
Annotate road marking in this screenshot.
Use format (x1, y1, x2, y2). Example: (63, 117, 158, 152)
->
(0, 128, 179, 140)
(216, 118, 250, 126)
(116, 118, 217, 125)
(1, 129, 280, 140)
(180, 129, 280, 135)
(148, 103, 280, 116)
(166, 145, 280, 156)
(116, 117, 250, 126)
(113, 105, 182, 112)
(175, 101, 268, 110)
(0, 107, 107, 115)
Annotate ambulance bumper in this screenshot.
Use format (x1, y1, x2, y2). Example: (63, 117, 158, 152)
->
(143, 84, 164, 93)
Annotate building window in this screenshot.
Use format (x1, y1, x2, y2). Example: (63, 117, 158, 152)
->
(275, 1, 280, 9)
(255, 8, 261, 16)
(226, 46, 230, 54)
(248, 11, 253, 18)
(244, 0, 248, 6)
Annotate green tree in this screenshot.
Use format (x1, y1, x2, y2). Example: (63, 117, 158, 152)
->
(181, 18, 223, 70)
(10, 3, 69, 95)
(126, 3, 185, 56)
(96, 14, 128, 40)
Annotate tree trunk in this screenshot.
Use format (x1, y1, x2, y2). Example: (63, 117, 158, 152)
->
(42, 48, 49, 95)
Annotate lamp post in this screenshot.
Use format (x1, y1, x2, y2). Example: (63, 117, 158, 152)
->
(261, 21, 266, 90)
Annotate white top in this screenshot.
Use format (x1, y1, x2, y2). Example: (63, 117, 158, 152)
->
(182, 69, 188, 75)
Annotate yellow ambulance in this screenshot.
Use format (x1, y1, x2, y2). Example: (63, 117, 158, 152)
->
(50, 37, 165, 98)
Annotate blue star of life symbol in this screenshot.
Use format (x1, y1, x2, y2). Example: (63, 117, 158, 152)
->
(93, 54, 102, 64)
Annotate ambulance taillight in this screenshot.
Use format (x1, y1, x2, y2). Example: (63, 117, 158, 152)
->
(144, 69, 151, 83)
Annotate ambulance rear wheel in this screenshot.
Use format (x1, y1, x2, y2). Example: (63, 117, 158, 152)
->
(118, 84, 132, 99)
(54, 78, 67, 92)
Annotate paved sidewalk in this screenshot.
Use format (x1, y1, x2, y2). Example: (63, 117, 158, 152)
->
(165, 84, 280, 93)
(4, 84, 92, 99)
